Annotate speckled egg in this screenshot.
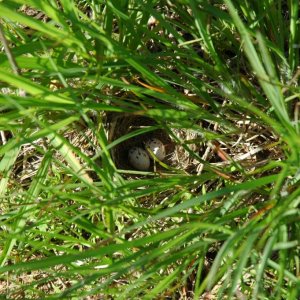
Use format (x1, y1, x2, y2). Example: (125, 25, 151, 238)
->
(128, 147, 150, 171)
(145, 138, 166, 161)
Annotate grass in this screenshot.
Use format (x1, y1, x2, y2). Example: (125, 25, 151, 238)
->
(0, 0, 299, 298)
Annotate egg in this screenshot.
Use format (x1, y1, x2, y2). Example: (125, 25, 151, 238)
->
(128, 147, 150, 171)
(145, 138, 166, 161)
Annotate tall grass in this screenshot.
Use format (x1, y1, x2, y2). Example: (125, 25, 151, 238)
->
(0, 0, 299, 298)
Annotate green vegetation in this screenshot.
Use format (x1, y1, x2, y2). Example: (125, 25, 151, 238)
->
(0, 0, 299, 298)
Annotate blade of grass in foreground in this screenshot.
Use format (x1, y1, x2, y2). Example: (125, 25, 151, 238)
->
(0, 150, 52, 266)
(48, 133, 93, 185)
(253, 231, 277, 298)
(224, 0, 290, 127)
(0, 225, 189, 274)
(0, 70, 74, 105)
(0, 1, 298, 298)
(0, 147, 20, 198)
(0, 3, 85, 52)
(288, 1, 299, 72)
(0, 174, 277, 274)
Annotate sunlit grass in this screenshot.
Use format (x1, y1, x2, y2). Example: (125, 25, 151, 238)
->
(0, 1, 299, 298)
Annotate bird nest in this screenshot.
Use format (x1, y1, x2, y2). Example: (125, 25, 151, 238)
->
(106, 113, 202, 173)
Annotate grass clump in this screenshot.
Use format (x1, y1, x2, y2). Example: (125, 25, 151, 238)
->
(0, 0, 299, 299)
